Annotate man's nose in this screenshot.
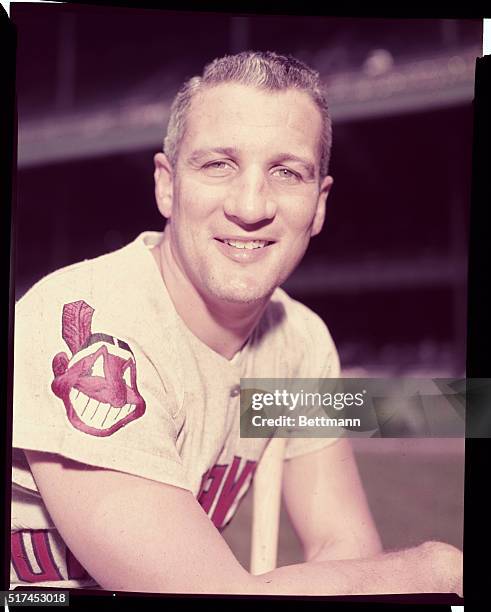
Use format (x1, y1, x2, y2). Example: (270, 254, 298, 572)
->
(223, 168, 277, 225)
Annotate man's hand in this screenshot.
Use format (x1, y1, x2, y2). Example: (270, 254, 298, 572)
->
(254, 539, 463, 597)
(420, 541, 463, 597)
(306, 539, 463, 597)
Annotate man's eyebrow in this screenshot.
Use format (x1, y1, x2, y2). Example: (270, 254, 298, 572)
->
(188, 147, 239, 162)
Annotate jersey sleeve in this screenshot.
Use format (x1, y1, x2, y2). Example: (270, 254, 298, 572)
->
(12, 288, 191, 493)
(284, 306, 342, 461)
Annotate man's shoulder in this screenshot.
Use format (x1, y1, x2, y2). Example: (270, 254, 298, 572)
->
(16, 233, 156, 313)
(14, 232, 178, 353)
(13, 232, 182, 381)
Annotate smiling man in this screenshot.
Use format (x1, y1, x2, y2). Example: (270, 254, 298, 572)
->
(11, 51, 462, 596)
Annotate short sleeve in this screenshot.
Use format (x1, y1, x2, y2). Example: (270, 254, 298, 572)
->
(12, 289, 191, 493)
(284, 307, 342, 461)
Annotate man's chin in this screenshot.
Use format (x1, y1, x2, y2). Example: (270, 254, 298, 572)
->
(205, 278, 276, 305)
(218, 292, 268, 305)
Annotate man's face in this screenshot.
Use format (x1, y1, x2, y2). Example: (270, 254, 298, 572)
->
(155, 83, 332, 304)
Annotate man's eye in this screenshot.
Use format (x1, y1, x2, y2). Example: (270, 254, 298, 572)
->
(206, 161, 228, 169)
(202, 161, 233, 175)
(272, 167, 300, 181)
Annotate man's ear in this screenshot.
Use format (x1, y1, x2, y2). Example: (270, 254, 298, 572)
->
(311, 175, 333, 237)
(154, 152, 174, 219)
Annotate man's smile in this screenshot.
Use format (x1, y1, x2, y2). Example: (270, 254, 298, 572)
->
(219, 239, 270, 250)
(213, 236, 276, 263)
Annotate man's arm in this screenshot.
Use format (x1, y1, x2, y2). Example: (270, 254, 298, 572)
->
(282, 438, 383, 562)
(25, 451, 461, 595)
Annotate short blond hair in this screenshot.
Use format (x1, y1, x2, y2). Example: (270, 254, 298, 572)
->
(163, 50, 333, 177)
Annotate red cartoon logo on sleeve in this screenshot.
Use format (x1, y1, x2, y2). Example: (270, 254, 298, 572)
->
(51, 300, 146, 437)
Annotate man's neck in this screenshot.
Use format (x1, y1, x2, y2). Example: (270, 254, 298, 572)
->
(152, 236, 269, 361)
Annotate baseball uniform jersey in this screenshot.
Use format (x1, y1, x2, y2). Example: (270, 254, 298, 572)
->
(10, 231, 340, 589)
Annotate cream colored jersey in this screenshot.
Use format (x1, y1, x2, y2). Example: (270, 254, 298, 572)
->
(10, 231, 340, 589)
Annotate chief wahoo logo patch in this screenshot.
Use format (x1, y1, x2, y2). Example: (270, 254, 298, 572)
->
(51, 300, 146, 436)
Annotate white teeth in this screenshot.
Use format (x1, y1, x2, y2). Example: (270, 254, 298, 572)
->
(69, 388, 135, 429)
(223, 239, 268, 250)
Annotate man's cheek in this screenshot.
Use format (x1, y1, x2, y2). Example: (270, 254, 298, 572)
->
(181, 180, 221, 210)
(287, 202, 319, 229)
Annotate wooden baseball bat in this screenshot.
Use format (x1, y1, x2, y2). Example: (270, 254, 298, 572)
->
(250, 436, 287, 575)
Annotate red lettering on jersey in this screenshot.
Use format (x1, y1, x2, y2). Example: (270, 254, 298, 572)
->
(211, 457, 257, 529)
(198, 465, 227, 513)
(11, 531, 63, 582)
(66, 548, 89, 580)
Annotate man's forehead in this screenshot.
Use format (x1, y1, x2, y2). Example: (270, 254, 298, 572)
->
(182, 83, 323, 162)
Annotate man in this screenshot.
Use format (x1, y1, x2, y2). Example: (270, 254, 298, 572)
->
(10, 51, 462, 595)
